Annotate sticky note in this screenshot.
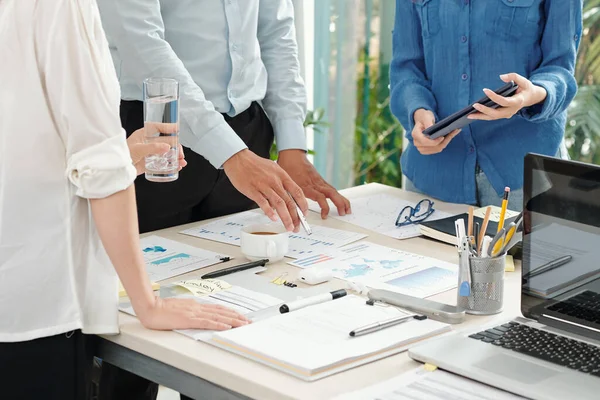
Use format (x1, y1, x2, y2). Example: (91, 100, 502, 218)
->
(176, 279, 231, 296)
(424, 363, 438, 372)
(505, 254, 515, 272)
(119, 281, 160, 297)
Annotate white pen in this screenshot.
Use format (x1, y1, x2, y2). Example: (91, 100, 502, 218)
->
(481, 236, 492, 259)
(279, 289, 346, 313)
(288, 192, 312, 235)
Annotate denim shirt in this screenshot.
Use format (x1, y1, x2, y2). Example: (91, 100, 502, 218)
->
(390, 0, 582, 204)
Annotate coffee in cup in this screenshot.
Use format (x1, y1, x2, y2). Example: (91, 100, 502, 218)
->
(240, 224, 289, 263)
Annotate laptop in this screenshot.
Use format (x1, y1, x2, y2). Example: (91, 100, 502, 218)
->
(409, 154, 600, 400)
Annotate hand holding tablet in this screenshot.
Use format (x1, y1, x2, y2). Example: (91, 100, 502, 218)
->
(422, 81, 518, 140)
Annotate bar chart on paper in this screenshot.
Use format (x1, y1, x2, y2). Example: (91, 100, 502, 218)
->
(290, 242, 458, 298)
(180, 210, 367, 259)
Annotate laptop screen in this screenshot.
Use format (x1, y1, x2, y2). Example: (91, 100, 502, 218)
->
(522, 154, 600, 338)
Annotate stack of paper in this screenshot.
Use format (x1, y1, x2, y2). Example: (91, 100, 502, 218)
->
(206, 295, 451, 380)
(120, 284, 283, 341)
(332, 366, 524, 399)
(180, 210, 367, 258)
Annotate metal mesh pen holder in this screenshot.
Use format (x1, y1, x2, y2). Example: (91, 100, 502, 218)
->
(457, 254, 505, 315)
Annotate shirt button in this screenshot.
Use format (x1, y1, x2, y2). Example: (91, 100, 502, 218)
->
(231, 44, 238, 51)
(469, 146, 475, 154)
(462, 73, 468, 81)
(574, 34, 579, 41)
(461, 35, 468, 43)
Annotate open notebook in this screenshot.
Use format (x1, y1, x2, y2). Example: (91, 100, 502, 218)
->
(205, 295, 451, 381)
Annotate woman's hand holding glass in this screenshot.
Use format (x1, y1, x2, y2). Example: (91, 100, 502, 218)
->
(468, 73, 548, 121)
(411, 109, 461, 155)
(127, 124, 187, 176)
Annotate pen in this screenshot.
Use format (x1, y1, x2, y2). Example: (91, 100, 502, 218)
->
(478, 207, 492, 255)
(474, 222, 480, 250)
(349, 313, 415, 337)
(279, 289, 346, 313)
(523, 255, 573, 280)
(481, 236, 492, 259)
(201, 259, 269, 279)
(497, 187, 510, 232)
(288, 192, 312, 235)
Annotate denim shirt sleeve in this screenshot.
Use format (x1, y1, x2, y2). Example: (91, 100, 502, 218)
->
(389, 0, 438, 142)
(96, 0, 247, 169)
(520, 0, 583, 123)
(257, 0, 308, 153)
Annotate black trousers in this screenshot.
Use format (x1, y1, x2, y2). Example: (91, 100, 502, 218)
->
(0, 331, 96, 400)
(98, 100, 274, 400)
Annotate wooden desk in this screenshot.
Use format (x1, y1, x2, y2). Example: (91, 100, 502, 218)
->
(97, 183, 522, 400)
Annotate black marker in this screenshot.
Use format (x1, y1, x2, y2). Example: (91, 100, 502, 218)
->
(201, 259, 269, 280)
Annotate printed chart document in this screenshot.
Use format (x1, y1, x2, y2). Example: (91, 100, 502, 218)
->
(207, 295, 451, 381)
(120, 285, 282, 341)
(308, 194, 452, 240)
(290, 242, 458, 298)
(333, 366, 524, 400)
(180, 210, 367, 258)
(140, 236, 231, 282)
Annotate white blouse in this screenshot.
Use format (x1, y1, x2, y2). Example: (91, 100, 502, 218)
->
(0, 0, 136, 342)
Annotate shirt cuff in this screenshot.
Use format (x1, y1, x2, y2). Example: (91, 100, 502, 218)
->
(273, 118, 307, 152)
(519, 75, 557, 122)
(404, 84, 438, 142)
(67, 134, 136, 199)
(188, 121, 248, 169)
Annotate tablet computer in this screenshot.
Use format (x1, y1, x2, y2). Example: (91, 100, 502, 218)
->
(422, 81, 518, 140)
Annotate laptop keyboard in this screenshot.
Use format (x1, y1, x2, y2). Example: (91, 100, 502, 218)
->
(469, 322, 600, 377)
(546, 291, 600, 324)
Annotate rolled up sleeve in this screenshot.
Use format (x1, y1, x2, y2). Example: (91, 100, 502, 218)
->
(35, 0, 136, 199)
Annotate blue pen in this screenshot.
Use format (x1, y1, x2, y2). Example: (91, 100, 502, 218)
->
(455, 219, 471, 297)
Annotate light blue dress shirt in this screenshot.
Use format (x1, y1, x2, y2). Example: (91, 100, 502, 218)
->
(97, 0, 307, 168)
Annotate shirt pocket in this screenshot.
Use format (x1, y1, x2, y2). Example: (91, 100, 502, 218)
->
(414, 0, 441, 39)
(486, 0, 542, 40)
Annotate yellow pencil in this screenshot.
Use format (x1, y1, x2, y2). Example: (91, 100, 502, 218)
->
(497, 187, 510, 232)
(493, 187, 510, 254)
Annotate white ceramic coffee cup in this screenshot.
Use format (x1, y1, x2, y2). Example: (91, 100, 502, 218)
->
(240, 223, 289, 263)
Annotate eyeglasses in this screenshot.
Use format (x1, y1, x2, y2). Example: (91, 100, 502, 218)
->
(395, 199, 435, 227)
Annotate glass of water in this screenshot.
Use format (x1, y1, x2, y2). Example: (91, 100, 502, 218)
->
(143, 78, 179, 182)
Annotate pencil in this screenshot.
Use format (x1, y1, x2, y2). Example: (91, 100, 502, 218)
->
(467, 206, 474, 238)
(478, 207, 492, 254)
(497, 187, 510, 232)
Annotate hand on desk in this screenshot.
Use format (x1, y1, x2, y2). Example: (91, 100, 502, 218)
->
(224, 149, 307, 232)
(468, 73, 547, 121)
(127, 126, 187, 176)
(278, 149, 351, 219)
(137, 297, 250, 331)
(412, 109, 460, 155)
